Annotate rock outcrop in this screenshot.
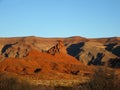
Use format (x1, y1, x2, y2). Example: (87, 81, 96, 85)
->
(1, 41, 31, 58)
(47, 40, 67, 55)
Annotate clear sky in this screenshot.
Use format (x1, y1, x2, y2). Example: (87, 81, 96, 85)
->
(0, 0, 120, 38)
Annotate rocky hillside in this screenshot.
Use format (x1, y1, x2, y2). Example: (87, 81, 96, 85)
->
(0, 36, 120, 68)
(0, 37, 93, 80)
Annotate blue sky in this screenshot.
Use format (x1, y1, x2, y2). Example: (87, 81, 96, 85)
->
(0, 0, 120, 38)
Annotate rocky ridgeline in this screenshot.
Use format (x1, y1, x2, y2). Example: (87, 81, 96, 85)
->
(0, 36, 120, 67)
(0, 40, 67, 58)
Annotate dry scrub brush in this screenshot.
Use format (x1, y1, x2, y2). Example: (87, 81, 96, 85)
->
(78, 67, 120, 90)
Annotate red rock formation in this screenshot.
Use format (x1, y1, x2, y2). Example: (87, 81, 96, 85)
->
(0, 49, 93, 79)
(47, 40, 67, 55)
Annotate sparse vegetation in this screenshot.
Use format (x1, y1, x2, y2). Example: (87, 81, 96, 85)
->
(0, 73, 35, 90)
(1, 67, 120, 90)
(77, 67, 120, 90)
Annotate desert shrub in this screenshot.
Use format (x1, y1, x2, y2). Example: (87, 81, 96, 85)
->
(34, 68, 42, 73)
(0, 73, 36, 90)
(87, 68, 115, 90)
(77, 67, 120, 90)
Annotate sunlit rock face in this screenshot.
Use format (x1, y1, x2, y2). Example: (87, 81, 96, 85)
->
(47, 40, 67, 55)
